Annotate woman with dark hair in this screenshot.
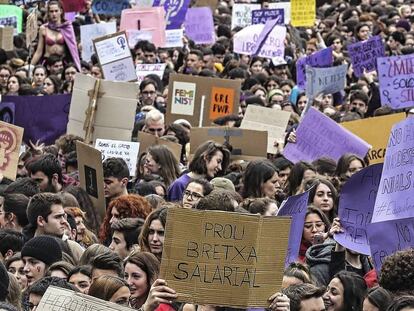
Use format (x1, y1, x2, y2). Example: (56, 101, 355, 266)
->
(182, 179, 213, 209)
(241, 197, 278, 216)
(167, 141, 230, 202)
(354, 22, 371, 41)
(32, 65, 47, 90)
(387, 296, 414, 311)
(165, 123, 190, 164)
(363, 287, 392, 311)
(139, 207, 167, 261)
(68, 265, 92, 294)
(305, 178, 338, 222)
(6, 75, 25, 96)
(242, 159, 280, 199)
(88, 275, 131, 307)
(285, 161, 316, 196)
(249, 56, 264, 75)
(61, 63, 78, 82)
(281, 262, 312, 289)
(42, 75, 61, 95)
(6, 253, 27, 290)
(294, 92, 308, 115)
(335, 153, 366, 182)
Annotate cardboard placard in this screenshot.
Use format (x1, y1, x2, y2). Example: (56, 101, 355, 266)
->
(190, 127, 267, 161)
(240, 106, 291, 154)
(231, 3, 261, 29)
(67, 73, 138, 144)
(25, 11, 38, 49)
(0, 27, 13, 51)
(306, 64, 347, 99)
(160, 208, 291, 308)
(80, 22, 117, 62)
(166, 74, 241, 127)
(0, 121, 23, 181)
(93, 31, 137, 82)
(341, 113, 405, 164)
(136, 63, 166, 86)
(76, 141, 106, 222)
(137, 131, 181, 163)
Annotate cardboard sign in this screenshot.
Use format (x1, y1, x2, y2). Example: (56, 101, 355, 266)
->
(153, 0, 190, 30)
(291, 0, 315, 27)
(348, 35, 385, 78)
(252, 9, 284, 25)
(81, 22, 116, 62)
(377, 54, 414, 109)
(190, 127, 267, 161)
(136, 63, 166, 86)
(240, 105, 290, 154)
(93, 31, 137, 82)
(25, 10, 38, 49)
(92, 0, 130, 16)
(38, 286, 134, 311)
(160, 208, 291, 308)
(137, 131, 181, 163)
(0, 5, 22, 33)
(120, 7, 166, 48)
(166, 74, 241, 127)
(334, 164, 382, 255)
(164, 28, 184, 48)
(184, 7, 215, 45)
(193, 0, 218, 9)
(76, 141, 106, 221)
(0, 27, 13, 51)
(341, 113, 406, 164)
(62, 0, 85, 13)
(372, 117, 414, 223)
(0, 121, 23, 181)
(67, 74, 138, 144)
(95, 139, 140, 176)
(283, 108, 371, 163)
(231, 3, 261, 29)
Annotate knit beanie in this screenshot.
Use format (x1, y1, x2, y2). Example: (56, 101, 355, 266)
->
(21, 236, 62, 266)
(0, 262, 9, 301)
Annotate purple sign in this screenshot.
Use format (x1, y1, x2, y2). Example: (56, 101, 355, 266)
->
(277, 189, 310, 266)
(377, 54, 414, 109)
(2, 95, 70, 145)
(154, 0, 190, 30)
(368, 217, 414, 274)
(348, 36, 385, 78)
(372, 117, 414, 223)
(251, 9, 284, 25)
(296, 47, 333, 90)
(334, 164, 382, 255)
(184, 7, 215, 45)
(283, 108, 371, 163)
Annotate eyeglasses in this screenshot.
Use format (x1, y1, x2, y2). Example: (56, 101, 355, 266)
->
(142, 91, 156, 96)
(183, 190, 204, 200)
(147, 128, 164, 133)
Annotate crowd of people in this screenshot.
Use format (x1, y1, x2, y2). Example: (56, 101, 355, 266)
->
(0, 0, 414, 310)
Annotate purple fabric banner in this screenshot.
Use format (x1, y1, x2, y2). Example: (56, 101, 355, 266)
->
(347, 35, 385, 78)
(377, 54, 414, 109)
(283, 108, 371, 163)
(184, 7, 215, 45)
(251, 9, 284, 25)
(154, 0, 191, 30)
(334, 164, 382, 255)
(372, 117, 414, 223)
(2, 94, 70, 145)
(296, 47, 333, 90)
(277, 189, 310, 266)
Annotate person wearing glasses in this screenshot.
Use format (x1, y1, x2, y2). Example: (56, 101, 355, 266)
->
(142, 110, 165, 138)
(139, 79, 158, 107)
(182, 179, 213, 209)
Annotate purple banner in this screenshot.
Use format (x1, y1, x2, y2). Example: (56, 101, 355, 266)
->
(377, 54, 414, 109)
(348, 36, 385, 78)
(277, 189, 310, 266)
(296, 47, 333, 90)
(2, 95, 70, 145)
(184, 7, 215, 45)
(334, 164, 382, 255)
(372, 117, 414, 223)
(251, 8, 284, 25)
(283, 108, 371, 163)
(154, 0, 190, 30)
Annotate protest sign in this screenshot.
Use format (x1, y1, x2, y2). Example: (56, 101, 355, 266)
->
(80, 22, 116, 62)
(153, 0, 190, 30)
(0, 121, 23, 181)
(76, 141, 106, 222)
(0, 27, 13, 51)
(93, 31, 137, 82)
(190, 127, 267, 161)
(92, 0, 129, 16)
(61, 0, 85, 13)
(126, 30, 153, 49)
(334, 164, 383, 255)
(377, 54, 414, 109)
(0, 5, 22, 33)
(67, 74, 138, 144)
(296, 47, 333, 90)
(372, 117, 414, 223)
(137, 131, 181, 163)
(233, 23, 286, 59)
(305, 64, 347, 99)
(341, 113, 406, 164)
(95, 139, 140, 176)
(135, 0, 155, 7)
(251, 8, 284, 25)
(25, 10, 38, 49)
(231, 3, 261, 29)
(184, 7, 215, 45)
(120, 7, 166, 47)
(160, 208, 291, 308)
(347, 35, 385, 78)
(284, 108, 371, 163)
(277, 189, 311, 266)
(268, 1, 291, 23)
(164, 28, 184, 48)
(291, 0, 315, 27)
(38, 286, 134, 311)
(240, 105, 290, 154)
(166, 74, 241, 127)
(136, 63, 166, 86)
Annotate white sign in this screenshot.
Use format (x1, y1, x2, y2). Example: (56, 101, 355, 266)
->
(80, 22, 116, 62)
(171, 81, 196, 116)
(231, 3, 261, 29)
(164, 28, 184, 48)
(136, 63, 166, 86)
(94, 33, 131, 65)
(268, 2, 291, 23)
(127, 29, 153, 49)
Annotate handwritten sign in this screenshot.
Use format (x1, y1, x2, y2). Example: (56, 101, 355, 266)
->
(137, 131, 181, 163)
(160, 208, 291, 308)
(334, 164, 382, 255)
(377, 54, 414, 109)
(165, 28, 184, 48)
(0, 121, 23, 181)
(92, 0, 129, 16)
(95, 139, 140, 176)
(126, 30, 152, 49)
(348, 36, 385, 78)
(291, 0, 315, 27)
(154, 0, 190, 30)
(372, 117, 414, 223)
(284, 108, 371, 163)
(209, 87, 235, 121)
(0, 5, 22, 33)
(231, 3, 261, 29)
(80, 22, 116, 62)
(277, 189, 310, 266)
(306, 64, 347, 99)
(252, 9, 284, 25)
(184, 7, 215, 45)
(136, 63, 166, 86)
(341, 113, 406, 164)
(0, 27, 13, 51)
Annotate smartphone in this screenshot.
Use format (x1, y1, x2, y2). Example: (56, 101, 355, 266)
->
(313, 234, 324, 245)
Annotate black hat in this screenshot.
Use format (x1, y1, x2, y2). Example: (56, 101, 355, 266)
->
(21, 236, 62, 266)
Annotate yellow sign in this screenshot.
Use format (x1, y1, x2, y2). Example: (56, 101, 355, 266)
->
(291, 0, 316, 27)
